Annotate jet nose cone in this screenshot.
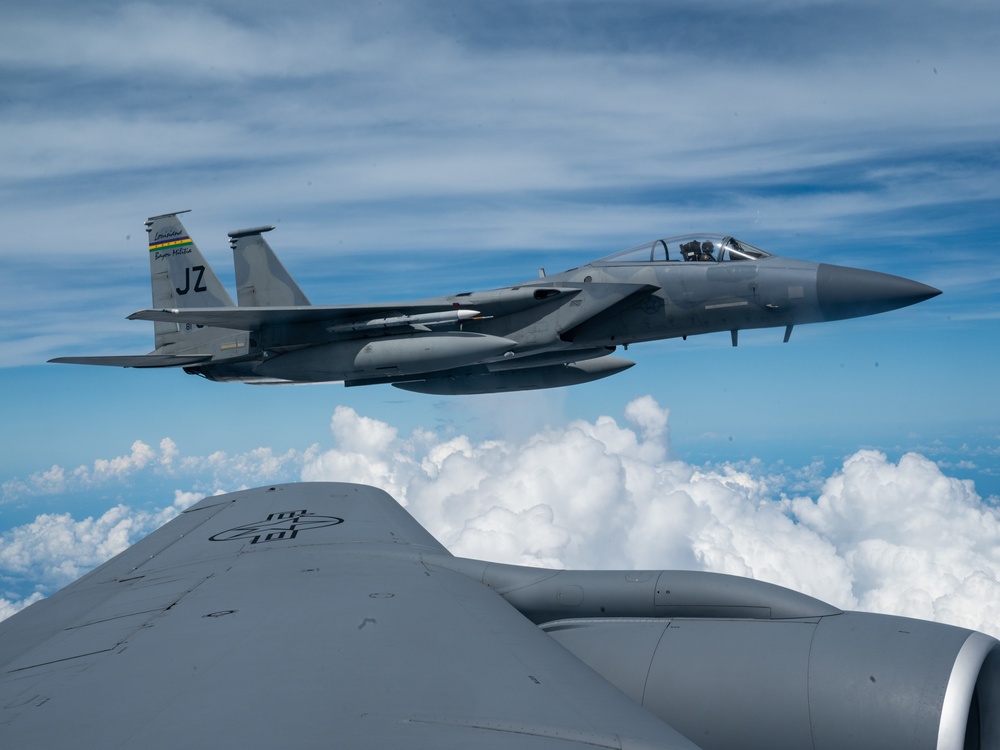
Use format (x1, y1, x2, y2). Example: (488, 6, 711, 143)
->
(817, 264, 941, 322)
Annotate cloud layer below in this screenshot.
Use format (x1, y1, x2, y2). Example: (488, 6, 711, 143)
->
(3, 396, 998, 637)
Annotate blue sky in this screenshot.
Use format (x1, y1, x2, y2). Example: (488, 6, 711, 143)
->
(2, 1, 999, 631)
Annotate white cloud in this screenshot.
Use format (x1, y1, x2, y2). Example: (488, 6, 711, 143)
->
(2, 397, 998, 640)
(171, 489, 206, 511)
(0, 504, 176, 586)
(1, 1, 998, 377)
(301, 397, 1000, 636)
(0, 485, 234, 617)
(789, 450, 1000, 631)
(2, 440, 307, 503)
(89, 439, 155, 483)
(0, 592, 44, 622)
(0, 3, 370, 81)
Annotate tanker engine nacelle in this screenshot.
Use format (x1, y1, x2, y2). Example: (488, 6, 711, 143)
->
(546, 612, 1000, 750)
(441, 562, 1000, 750)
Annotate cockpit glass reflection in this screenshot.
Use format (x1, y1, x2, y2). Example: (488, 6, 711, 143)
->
(597, 234, 771, 264)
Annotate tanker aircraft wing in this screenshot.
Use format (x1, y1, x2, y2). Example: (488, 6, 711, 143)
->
(1, 483, 997, 750)
(0, 483, 697, 750)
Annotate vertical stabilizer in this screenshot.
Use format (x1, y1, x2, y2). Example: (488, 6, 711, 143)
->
(146, 211, 236, 352)
(230, 226, 311, 307)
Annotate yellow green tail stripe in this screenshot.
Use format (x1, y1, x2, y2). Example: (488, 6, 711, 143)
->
(149, 237, 193, 252)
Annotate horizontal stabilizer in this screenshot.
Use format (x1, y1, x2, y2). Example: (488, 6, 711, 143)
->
(48, 354, 212, 368)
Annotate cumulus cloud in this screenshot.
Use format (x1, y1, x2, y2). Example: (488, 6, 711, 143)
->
(0, 436, 310, 616)
(0, 504, 173, 582)
(0, 486, 233, 617)
(2, 397, 998, 639)
(302, 397, 1000, 636)
(1, 439, 307, 502)
(0, 592, 44, 622)
(788, 451, 1000, 631)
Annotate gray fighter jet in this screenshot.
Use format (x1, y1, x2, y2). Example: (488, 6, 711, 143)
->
(0, 482, 996, 749)
(51, 211, 941, 393)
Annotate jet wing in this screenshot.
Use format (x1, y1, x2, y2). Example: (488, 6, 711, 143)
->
(128, 303, 461, 330)
(127, 288, 581, 332)
(0, 483, 698, 749)
(558, 283, 661, 343)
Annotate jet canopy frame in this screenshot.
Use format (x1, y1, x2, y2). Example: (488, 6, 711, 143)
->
(597, 234, 772, 264)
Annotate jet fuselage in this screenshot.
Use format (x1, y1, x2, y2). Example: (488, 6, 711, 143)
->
(51, 220, 941, 394)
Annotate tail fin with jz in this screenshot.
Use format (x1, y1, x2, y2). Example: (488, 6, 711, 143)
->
(146, 210, 235, 352)
(229, 225, 311, 307)
(51, 211, 251, 371)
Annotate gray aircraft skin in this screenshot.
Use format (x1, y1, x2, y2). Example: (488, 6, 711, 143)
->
(0, 482, 997, 749)
(50, 211, 941, 393)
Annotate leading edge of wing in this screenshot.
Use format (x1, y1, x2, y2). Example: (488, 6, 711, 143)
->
(127, 302, 483, 330)
(126, 286, 585, 331)
(0, 483, 697, 750)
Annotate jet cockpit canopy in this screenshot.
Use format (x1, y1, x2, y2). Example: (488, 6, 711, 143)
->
(597, 234, 771, 264)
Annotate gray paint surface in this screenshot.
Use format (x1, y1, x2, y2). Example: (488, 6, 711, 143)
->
(0, 484, 698, 749)
(2, 482, 997, 749)
(50, 214, 940, 392)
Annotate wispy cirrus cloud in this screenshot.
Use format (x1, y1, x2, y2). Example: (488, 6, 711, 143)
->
(2, 1, 997, 369)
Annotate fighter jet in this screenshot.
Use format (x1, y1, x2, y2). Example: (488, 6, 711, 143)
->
(50, 211, 941, 393)
(0, 482, 996, 749)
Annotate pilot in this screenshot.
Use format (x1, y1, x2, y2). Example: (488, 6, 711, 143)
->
(680, 240, 700, 261)
(699, 241, 715, 262)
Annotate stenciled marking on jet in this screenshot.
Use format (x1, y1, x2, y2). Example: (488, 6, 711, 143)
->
(175, 265, 207, 295)
(209, 510, 344, 544)
(153, 248, 193, 260)
(153, 227, 184, 242)
(640, 297, 664, 314)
